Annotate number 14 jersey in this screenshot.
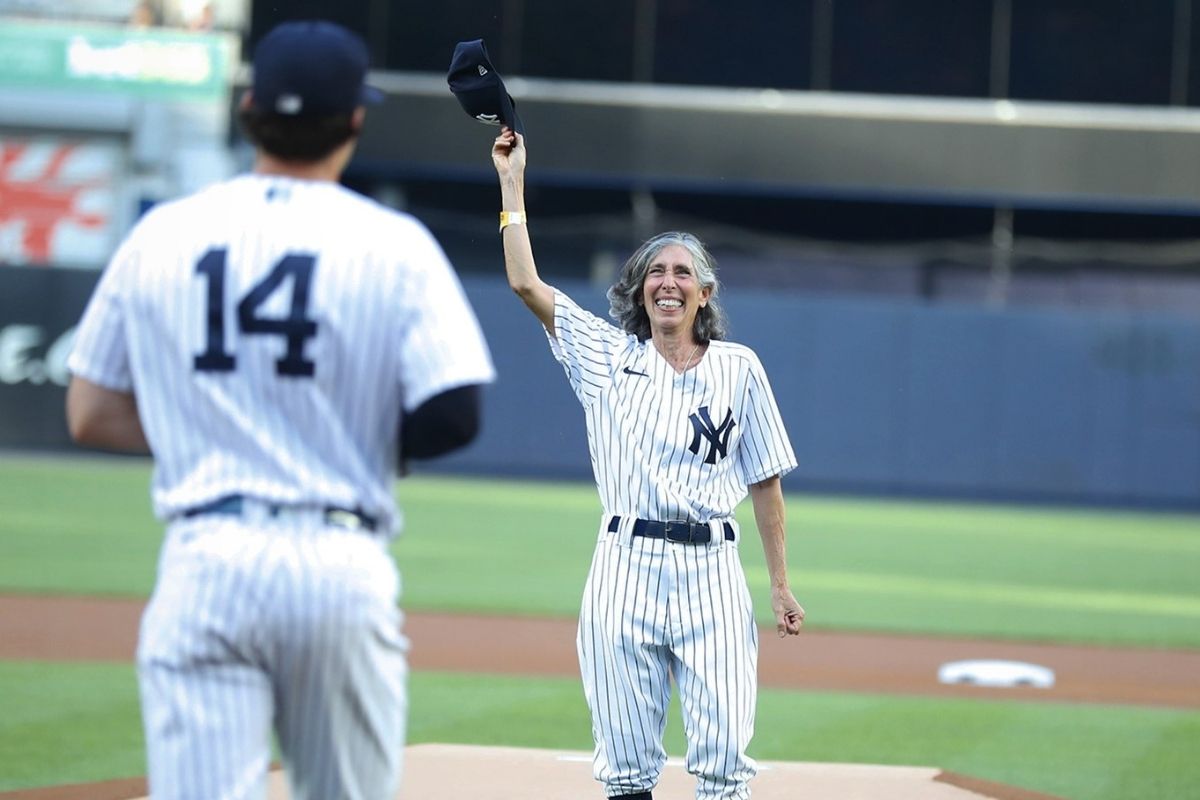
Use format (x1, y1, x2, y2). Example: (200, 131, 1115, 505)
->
(68, 175, 495, 534)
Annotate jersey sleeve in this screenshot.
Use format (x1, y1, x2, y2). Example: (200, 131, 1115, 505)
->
(65, 241, 136, 391)
(546, 289, 632, 408)
(394, 222, 496, 411)
(736, 351, 798, 485)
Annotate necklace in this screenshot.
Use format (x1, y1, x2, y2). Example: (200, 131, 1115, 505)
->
(680, 342, 701, 373)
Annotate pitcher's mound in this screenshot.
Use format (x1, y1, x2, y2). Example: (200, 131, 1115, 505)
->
(204, 743, 1057, 800)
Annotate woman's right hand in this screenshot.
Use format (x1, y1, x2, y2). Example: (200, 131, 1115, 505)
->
(492, 127, 526, 180)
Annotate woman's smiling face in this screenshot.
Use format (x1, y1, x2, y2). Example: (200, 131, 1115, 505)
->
(641, 244, 711, 338)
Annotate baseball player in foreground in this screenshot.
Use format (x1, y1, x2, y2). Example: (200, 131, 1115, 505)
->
(65, 20, 495, 799)
(490, 127, 804, 799)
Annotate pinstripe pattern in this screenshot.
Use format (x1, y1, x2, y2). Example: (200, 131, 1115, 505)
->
(139, 516, 408, 800)
(548, 292, 794, 524)
(68, 175, 495, 532)
(69, 174, 493, 799)
(550, 291, 795, 799)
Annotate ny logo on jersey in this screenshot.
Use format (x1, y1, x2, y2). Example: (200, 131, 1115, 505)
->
(688, 405, 736, 464)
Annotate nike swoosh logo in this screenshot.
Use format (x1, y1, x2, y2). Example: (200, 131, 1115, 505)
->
(622, 366, 649, 377)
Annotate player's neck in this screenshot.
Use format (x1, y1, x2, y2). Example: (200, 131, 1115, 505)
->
(253, 142, 355, 183)
(253, 155, 342, 182)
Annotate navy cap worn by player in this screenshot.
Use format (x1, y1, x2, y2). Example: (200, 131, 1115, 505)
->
(67, 19, 495, 800)
(482, 84, 805, 798)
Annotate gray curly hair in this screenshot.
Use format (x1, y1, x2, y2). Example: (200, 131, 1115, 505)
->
(606, 231, 728, 342)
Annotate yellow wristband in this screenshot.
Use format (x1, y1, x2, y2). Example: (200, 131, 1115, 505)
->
(499, 210, 526, 232)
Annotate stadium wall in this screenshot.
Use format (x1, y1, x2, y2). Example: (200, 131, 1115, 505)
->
(2, 266, 1196, 508)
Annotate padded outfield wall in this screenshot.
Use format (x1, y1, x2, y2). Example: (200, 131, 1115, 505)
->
(1, 265, 1196, 508)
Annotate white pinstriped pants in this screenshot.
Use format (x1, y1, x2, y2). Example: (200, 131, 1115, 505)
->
(137, 515, 408, 800)
(578, 517, 759, 800)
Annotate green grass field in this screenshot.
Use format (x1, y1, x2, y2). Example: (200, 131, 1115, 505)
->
(3, 454, 1197, 647)
(1, 453, 1199, 798)
(3, 662, 1198, 799)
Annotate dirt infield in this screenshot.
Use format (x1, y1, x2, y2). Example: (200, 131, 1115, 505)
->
(2, 592, 1198, 799)
(2, 593, 1197, 708)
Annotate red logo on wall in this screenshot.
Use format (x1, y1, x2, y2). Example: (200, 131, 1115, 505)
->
(0, 140, 116, 267)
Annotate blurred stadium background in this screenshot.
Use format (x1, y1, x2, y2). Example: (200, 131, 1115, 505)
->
(2, 5, 1199, 797)
(0, 0, 1197, 508)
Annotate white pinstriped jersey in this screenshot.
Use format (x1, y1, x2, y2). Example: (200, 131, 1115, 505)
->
(548, 290, 796, 520)
(67, 174, 495, 534)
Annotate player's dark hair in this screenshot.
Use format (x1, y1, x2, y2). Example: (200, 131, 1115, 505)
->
(608, 231, 729, 342)
(237, 108, 358, 162)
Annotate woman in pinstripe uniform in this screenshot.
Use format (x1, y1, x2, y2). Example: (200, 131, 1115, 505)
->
(492, 127, 804, 800)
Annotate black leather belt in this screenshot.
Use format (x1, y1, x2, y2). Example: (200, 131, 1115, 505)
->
(608, 515, 734, 544)
(182, 494, 378, 532)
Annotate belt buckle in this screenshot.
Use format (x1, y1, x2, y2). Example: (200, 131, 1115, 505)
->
(664, 522, 692, 543)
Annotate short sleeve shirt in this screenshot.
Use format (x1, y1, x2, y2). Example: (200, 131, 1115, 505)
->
(547, 290, 796, 522)
(68, 175, 495, 533)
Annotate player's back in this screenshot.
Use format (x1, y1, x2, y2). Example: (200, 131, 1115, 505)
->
(111, 174, 472, 526)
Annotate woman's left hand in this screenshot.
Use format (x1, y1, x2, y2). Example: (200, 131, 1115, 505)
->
(771, 586, 805, 637)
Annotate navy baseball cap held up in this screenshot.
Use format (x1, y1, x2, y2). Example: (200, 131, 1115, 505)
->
(447, 39, 525, 135)
(252, 20, 384, 116)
